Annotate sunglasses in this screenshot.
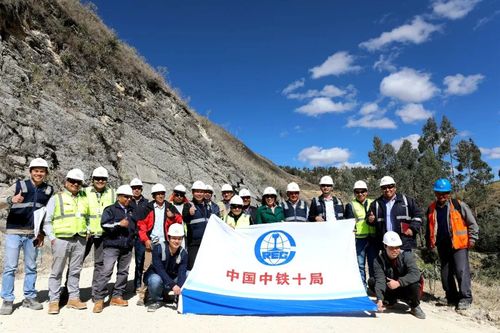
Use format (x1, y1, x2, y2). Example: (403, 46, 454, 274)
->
(435, 191, 450, 195)
(174, 192, 185, 197)
(288, 192, 299, 195)
(320, 184, 332, 188)
(93, 177, 107, 182)
(241, 196, 251, 200)
(230, 205, 243, 209)
(131, 186, 143, 190)
(354, 190, 367, 194)
(122, 195, 132, 200)
(381, 184, 395, 190)
(67, 178, 82, 185)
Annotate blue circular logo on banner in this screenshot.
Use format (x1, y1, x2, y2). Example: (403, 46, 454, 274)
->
(254, 230, 296, 266)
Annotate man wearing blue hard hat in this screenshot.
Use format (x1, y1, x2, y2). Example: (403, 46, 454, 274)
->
(425, 178, 479, 311)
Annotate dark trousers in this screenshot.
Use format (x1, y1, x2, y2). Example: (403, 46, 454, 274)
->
(384, 281, 421, 308)
(94, 247, 132, 300)
(83, 236, 104, 298)
(187, 244, 199, 271)
(133, 238, 146, 290)
(437, 242, 472, 303)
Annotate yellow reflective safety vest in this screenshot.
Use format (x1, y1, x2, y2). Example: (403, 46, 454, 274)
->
(350, 198, 376, 238)
(224, 213, 251, 229)
(52, 190, 89, 238)
(85, 186, 115, 236)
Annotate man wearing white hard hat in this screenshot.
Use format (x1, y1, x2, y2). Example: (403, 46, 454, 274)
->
(44, 168, 89, 314)
(84, 166, 116, 302)
(0, 158, 53, 315)
(345, 180, 376, 290)
(255, 187, 284, 224)
(182, 181, 213, 269)
(217, 183, 234, 219)
(93, 185, 137, 313)
(372, 231, 425, 319)
(281, 182, 308, 222)
(144, 223, 188, 312)
(136, 183, 182, 306)
(367, 176, 423, 252)
(128, 178, 149, 295)
(224, 195, 251, 228)
(308, 176, 344, 222)
(205, 184, 221, 217)
(169, 184, 189, 216)
(239, 188, 257, 223)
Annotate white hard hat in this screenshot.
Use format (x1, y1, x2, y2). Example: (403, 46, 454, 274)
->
(116, 185, 133, 196)
(319, 175, 334, 185)
(353, 180, 368, 190)
(205, 184, 214, 193)
(151, 183, 167, 194)
(239, 188, 251, 197)
(263, 187, 277, 196)
(129, 178, 143, 187)
(221, 183, 233, 192)
(92, 166, 109, 178)
(66, 168, 84, 181)
(229, 195, 243, 206)
(383, 231, 402, 247)
(29, 158, 49, 169)
(191, 180, 206, 191)
(168, 223, 185, 237)
(286, 182, 300, 192)
(174, 184, 187, 193)
(380, 176, 396, 187)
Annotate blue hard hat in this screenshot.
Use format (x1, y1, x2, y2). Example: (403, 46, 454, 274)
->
(433, 178, 452, 192)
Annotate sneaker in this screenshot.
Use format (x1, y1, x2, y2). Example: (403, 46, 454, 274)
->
(147, 302, 162, 312)
(456, 299, 471, 310)
(0, 301, 14, 315)
(411, 305, 426, 319)
(48, 301, 59, 315)
(66, 298, 87, 310)
(22, 298, 43, 310)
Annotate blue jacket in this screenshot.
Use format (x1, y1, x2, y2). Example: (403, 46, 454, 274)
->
(182, 199, 212, 246)
(100, 202, 136, 249)
(148, 244, 188, 289)
(308, 195, 344, 221)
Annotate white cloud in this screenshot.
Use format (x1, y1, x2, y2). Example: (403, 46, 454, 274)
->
(373, 53, 399, 72)
(443, 73, 484, 95)
(347, 102, 397, 129)
(380, 68, 438, 103)
(310, 51, 361, 79)
(458, 130, 472, 137)
(286, 84, 346, 100)
(360, 102, 380, 115)
(432, 0, 481, 20)
(391, 134, 421, 151)
(359, 16, 440, 51)
(298, 146, 350, 166)
(395, 103, 433, 123)
(474, 10, 500, 30)
(296, 97, 356, 116)
(480, 147, 500, 159)
(282, 78, 305, 95)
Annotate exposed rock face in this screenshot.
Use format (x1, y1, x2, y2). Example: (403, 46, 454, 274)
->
(0, 0, 310, 206)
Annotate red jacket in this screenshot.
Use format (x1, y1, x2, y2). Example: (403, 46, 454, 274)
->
(138, 202, 183, 243)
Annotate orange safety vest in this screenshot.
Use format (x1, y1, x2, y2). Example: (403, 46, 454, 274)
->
(427, 199, 469, 250)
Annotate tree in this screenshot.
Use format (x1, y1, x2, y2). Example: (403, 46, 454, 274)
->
(368, 136, 397, 179)
(438, 115, 457, 178)
(418, 117, 439, 154)
(394, 140, 419, 198)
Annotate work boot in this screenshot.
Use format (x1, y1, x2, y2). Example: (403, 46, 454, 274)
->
(147, 302, 162, 312)
(436, 297, 456, 307)
(110, 297, 128, 307)
(456, 299, 472, 311)
(0, 301, 14, 315)
(93, 300, 104, 313)
(410, 305, 426, 319)
(48, 301, 59, 315)
(66, 298, 87, 310)
(22, 298, 43, 310)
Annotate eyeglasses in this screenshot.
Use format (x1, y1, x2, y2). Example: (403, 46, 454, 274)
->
(381, 184, 395, 190)
(131, 186, 143, 190)
(174, 192, 185, 197)
(93, 177, 107, 182)
(288, 192, 299, 195)
(67, 178, 82, 185)
(122, 195, 132, 200)
(354, 190, 367, 194)
(264, 195, 276, 199)
(230, 205, 243, 209)
(320, 184, 332, 188)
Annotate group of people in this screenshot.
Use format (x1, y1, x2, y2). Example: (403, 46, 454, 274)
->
(0, 158, 479, 320)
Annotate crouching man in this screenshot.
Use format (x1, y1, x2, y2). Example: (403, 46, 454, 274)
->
(372, 231, 425, 319)
(93, 185, 136, 313)
(144, 223, 187, 312)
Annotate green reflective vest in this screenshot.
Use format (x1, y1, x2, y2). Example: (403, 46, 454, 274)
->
(85, 187, 115, 236)
(52, 190, 89, 238)
(351, 198, 376, 238)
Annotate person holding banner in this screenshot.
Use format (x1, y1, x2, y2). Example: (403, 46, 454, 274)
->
(0, 158, 53, 315)
(239, 188, 257, 223)
(254, 187, 284, 224)
(224, 195, 251, 228)
(144, 223, 188, 312)
(372, 231, 425, 319)
(308, 176, 344, 222)
(281, 182, 308, 222)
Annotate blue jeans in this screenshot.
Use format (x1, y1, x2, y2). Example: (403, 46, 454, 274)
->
(145, 272, 178, 303)
(1, 234, 39, 301)
(134, 238, 146, 290)
(356, 237, 378, 289)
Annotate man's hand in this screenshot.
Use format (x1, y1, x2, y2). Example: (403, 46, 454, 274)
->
(404, 228, 413, 236)
(119, 218, 129, 228)
(145, 239, 152, 250)
(376, 300, 386, 312)
(172, 285, 181, 295)
(34, 234, 44, 248)
(189, 206, 196, 216)
(315, 216, 325, 222)
(386, 278, 400, 290)
(11, 190, 24, 204)
(368, 211, 375, 224)
(51, 239, 57, 247)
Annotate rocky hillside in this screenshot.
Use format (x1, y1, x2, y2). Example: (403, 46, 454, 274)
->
(0, 0, 311, 205)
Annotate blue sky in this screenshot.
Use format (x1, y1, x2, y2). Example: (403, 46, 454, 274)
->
(89, 0, 500, 177)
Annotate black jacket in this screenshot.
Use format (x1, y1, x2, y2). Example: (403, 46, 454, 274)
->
(100, 202, 136, 249)
(308, 195, 344, 222)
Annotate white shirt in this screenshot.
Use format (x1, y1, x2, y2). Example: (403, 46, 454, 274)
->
(384, 196, 396, 232)
(324, 198, 336, 222)
(151, 203, 166, 242)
